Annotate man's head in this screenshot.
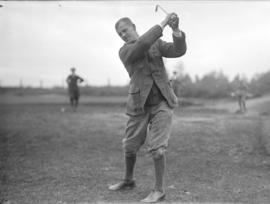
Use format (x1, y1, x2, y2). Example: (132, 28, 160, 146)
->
(71, 67, 76, 74)
(115, 17, 139, 42)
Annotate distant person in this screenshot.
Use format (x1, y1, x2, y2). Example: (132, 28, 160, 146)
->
(171, 71, 181, 97)
(235, 81, 248, 113)
(66, 67, 84, 110)
(109, 12, 186, 203)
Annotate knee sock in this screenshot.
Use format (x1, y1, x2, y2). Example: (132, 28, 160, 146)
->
(153, 154, 165, 192)
(124, 154, 136, 181)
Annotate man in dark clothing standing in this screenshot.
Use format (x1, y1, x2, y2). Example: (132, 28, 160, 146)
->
(66, 67, 84, 110)
(109, 12, 186, 203)
(235, 81, 248, 113)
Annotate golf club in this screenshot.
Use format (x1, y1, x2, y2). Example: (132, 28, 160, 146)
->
(155, 4, 177, 22)
(155, 5, 168, 15)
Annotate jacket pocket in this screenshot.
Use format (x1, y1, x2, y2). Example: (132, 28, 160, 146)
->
(126, 86, 142, 115)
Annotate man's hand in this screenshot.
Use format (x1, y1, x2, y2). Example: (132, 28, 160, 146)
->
(168, 13, 179, 31)
(168, 13, 182, 37)
(160, 13, 178, 29)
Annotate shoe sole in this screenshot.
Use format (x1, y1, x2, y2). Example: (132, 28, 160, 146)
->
(108, 185, 136, 191)
(140, 194, 166, 203)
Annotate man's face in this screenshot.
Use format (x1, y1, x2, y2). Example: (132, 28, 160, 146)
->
(116, 21, 138, 42)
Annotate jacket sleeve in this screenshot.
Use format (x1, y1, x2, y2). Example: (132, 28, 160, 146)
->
(159, 31, 187, 58)
(119, 25, 163, 65)
(78, 76, 84, 82)
(66, 76, 70, 84)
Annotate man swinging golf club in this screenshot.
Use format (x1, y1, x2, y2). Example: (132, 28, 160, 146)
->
(109, 8, 187, 203)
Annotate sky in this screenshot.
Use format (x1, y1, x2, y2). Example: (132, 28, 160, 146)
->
(0, 1, 270, 87)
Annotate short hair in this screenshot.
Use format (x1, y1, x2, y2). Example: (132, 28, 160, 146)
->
(115, 17, 135, 31)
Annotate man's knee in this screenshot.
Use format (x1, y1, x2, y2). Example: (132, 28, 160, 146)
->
(125, 151, 137, 158)
(122, 138, 141, 158)
(151, 148, 166, 160)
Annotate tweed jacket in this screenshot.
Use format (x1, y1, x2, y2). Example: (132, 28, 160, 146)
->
(119, 25, 187, 116)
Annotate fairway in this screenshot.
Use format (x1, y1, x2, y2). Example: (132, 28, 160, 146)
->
(1, 96, 270, 204)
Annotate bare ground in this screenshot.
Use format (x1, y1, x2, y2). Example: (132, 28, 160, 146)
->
(1, 96, 270, 204)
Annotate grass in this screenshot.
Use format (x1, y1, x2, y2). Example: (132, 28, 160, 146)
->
(0, 93, 126, 105)
(1, 96, 270, 204)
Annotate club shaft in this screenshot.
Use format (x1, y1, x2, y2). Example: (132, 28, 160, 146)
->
(157, 5, 168, 14)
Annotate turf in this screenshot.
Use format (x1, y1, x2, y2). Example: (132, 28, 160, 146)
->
(1, 97, 270, 203)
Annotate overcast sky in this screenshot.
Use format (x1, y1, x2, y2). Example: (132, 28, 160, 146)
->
(0, 1, 270, 87)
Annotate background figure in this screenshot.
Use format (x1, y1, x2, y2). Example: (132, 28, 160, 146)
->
(235, 81, 248, 113)
(66, 67, 84, 110)
(171, 71, 181, 98)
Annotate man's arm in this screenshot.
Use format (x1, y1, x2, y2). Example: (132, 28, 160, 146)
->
(78, 76, 84, 83)
(120, 13, 176, 65)
(159, 14, 187, 58)
(120, 25, 162, 65)
(159, 32, 186, 58)
(66, 76, 70, 85)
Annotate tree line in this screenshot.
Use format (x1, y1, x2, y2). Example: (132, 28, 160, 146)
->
(172, 69, 270, 99)
(1, 69, 269, 99)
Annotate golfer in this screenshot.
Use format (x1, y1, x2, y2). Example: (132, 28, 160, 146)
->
(66, 67, 84, 110)
(109, 12, 187, 202)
